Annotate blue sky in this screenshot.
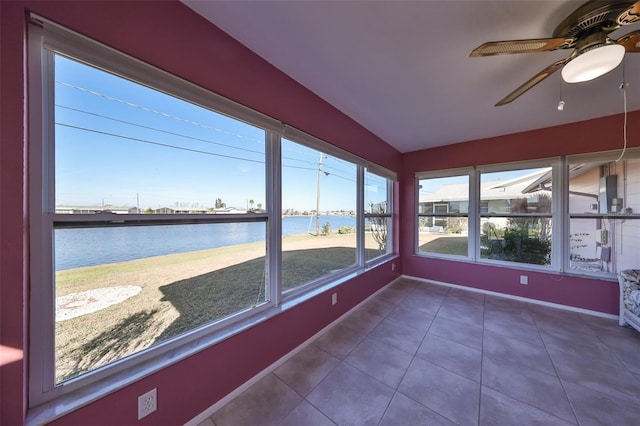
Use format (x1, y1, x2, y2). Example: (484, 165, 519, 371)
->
(54, 55, 376, 211)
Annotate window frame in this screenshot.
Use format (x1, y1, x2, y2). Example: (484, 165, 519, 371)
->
(415, 160, 561, 272)
(415, 168, 474, 260)
(28, 15, 397, 417)
(363, 168, 394, 266)
(29, 18, 280, 406)
(565, 149, 640, 277)
(278, 135, 361, 302)
(477, 160, 560, 270)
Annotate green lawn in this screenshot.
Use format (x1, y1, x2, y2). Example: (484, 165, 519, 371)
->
(55, 239, 379, 383)
(419, 236, 468, 256)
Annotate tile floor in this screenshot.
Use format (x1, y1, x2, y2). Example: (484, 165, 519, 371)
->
(198, 278, 640, 425)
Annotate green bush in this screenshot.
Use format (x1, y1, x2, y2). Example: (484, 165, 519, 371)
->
(502, 228, 551, 265)
(338, 226, 356, 234)
(321, 222, 331, 235)
(483, 227, 550, 265)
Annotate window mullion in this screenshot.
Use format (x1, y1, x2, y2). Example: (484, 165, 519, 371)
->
(266, 131, 282, 306)
(469, 167, 479, 261)
(29, 29, 58, 404)
(357, 165, 365, 267)
(556, 156, 568, 272)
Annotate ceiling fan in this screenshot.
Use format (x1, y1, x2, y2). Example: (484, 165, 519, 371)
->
(471, 0, 640, 106)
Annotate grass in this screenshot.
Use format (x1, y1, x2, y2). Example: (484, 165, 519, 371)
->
(55, 233, 381, 383)
(419, 235, 468, 256)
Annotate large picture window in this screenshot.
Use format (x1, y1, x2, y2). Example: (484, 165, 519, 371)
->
(568, 152, 640, 275)
(479, 166, 553, 266)
(29, 18, 396, 412)
(281, 138, 358, 294)
(415, 154, 640, 276)
(416, 163, 558, 269)
(50, 54, 270, 385)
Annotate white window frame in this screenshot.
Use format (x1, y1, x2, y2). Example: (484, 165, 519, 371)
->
(278, 133, 398, 302)
(415, 160, 560, 272)
(29, 17, 280, 408)
(477, 159, 560, 271)
(363, 168, 395, 266)
(27, 15, 397, 421)
(415, 168, 474, 260)
(565, 149, 640, 278)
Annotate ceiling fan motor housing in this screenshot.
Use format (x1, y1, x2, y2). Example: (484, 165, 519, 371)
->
(552, 0, 638, 40)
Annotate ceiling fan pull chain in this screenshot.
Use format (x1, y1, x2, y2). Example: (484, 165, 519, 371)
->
(615, 59, 627, 163)
(557, 78, 565, 111)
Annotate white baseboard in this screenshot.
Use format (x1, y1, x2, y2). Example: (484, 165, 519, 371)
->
(402, 274, 618, 320)
(185, 276, 402, 426)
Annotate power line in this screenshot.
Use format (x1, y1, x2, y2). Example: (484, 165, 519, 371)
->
(57, 104, 334, 168)
(56, 123, 264, 164)
(56, 80, 263, 145)
(56, 122, 357, 183)
(56, 104, 266, 157)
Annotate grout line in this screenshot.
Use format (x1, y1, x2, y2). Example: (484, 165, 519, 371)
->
(478, 290, 486, 425)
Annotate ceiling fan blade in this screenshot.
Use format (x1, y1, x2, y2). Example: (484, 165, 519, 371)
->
(617, 1, 640, 25)
(616, 29, 640, 52)
(495, 58, 570, 106)
(470, 37, 570, 57)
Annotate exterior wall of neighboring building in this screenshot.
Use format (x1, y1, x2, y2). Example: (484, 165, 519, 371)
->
(569, 158, 640, 273)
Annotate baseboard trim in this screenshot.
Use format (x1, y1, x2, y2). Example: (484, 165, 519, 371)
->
(402, 274, 618, 320)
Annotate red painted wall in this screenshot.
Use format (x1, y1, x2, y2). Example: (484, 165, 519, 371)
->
(0, 1, 401, 425)
(400, 113, 640, 315)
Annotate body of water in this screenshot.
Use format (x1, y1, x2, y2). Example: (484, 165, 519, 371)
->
(55, 215, 356, 271)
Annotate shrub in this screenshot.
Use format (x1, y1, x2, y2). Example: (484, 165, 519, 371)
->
(338, 226, 356, 234)
(321, 222, 331, 235)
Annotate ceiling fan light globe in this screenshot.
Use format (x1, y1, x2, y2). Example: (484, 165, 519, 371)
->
(561, 44, 625, 83)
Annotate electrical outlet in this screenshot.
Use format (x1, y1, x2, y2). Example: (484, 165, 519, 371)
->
(331, 293, 338, 305)
(138, 388, 157, 420)
(520, 275, 528, 285)
(392, 262, 396, 271)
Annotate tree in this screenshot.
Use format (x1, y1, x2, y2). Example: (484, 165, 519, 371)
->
(215, 198, 226, 209)
(367, 202, 388, 253)
(249, 199, 254, 211)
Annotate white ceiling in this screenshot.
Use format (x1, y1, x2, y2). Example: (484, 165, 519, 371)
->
(182, 0, 640, 153)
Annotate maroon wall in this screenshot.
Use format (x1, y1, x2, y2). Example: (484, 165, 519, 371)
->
(400, 113, 640, 315)
(0, 1, 401, 425)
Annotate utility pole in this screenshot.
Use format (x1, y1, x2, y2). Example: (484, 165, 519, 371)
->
(316, 153, 323, 236)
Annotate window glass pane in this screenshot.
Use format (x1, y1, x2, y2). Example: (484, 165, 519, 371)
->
(55, 54, 265, 213)
(480, 168, 552, 214)
(54, 223, 267, 383)
(418, 175, 469, 256)
(480, 217, 552, 265)
(281, 139, 357, 292)
(365, 216, 391, 261)
(365, 170, 391, 261)
(568, 157, 640, 273)
(480, 167, 552, 265)
(53, 54, 268, 384)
